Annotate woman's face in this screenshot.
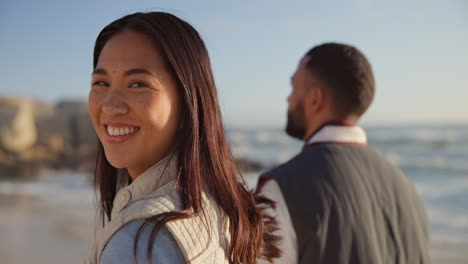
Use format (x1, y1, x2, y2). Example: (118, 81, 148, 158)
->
(88, 30, 181, 179)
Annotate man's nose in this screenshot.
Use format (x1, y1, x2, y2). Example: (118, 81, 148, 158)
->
(102, 90, 129, 115)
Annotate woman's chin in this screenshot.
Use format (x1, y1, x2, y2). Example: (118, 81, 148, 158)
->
(105, 156, 130, 169)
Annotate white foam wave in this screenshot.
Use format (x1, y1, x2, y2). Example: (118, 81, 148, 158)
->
(385, 153, 468, 173)
(415, 177, 468, 200)
(0, 171, 94, 205)
(366, 126, 468, 144)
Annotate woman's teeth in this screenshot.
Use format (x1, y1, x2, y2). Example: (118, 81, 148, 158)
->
(107, 126, 139, 136)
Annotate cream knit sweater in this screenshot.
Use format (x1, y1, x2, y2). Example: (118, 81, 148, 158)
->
(85, 154, 231, 264)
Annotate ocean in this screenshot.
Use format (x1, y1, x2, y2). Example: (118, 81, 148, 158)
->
(1, 124, 467, 263)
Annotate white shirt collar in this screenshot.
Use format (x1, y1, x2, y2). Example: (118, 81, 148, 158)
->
(306, 125, 367, 146)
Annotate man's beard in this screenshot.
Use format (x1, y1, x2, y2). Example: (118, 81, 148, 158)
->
(286, 103, 306, 140)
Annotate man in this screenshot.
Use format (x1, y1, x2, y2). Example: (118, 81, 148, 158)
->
(258, 43, 430, 264)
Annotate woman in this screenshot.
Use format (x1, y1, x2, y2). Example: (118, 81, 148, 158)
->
(85, 12, 278, 264)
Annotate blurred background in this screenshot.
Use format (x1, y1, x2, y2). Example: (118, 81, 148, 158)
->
(1, 0, 467, 263)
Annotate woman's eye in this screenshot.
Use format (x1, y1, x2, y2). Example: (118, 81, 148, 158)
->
(93, 81, 109, 87)
(129, 81, 148, 88)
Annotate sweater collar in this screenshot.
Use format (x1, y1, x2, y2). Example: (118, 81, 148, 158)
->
(111, 152, 179, 218)
(304, 122, 367, 149)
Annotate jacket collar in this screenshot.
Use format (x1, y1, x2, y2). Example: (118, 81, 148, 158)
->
(111, 152, 179, 218)
(304, 121, 367, 149)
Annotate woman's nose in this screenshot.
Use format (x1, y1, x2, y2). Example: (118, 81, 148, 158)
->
(102, 91, 129, 115)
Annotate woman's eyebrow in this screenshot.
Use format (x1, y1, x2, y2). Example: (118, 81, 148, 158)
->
(92, 68, 107, 76)
(91, 68, 154, 77)
(124, 68, 153, 77)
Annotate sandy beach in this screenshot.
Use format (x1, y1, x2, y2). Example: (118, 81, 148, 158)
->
(0, 171, 95, 264)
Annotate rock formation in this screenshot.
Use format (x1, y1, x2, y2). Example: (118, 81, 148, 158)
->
(0, 97, 96, 178)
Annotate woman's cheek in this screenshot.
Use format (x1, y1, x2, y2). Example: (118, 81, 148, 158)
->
(88, 89, 104, 131)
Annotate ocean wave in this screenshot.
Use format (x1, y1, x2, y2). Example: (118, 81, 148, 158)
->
(424, 205, 468, 244)
(431, 233, 468, 245)
(228, 126, 468, 146)
(0, 171, 93, 204)
(416, 177, 468, 200)
(230, 144, 299, 167)
(385, 153, 468, 174)
(366, 126, 468, 148)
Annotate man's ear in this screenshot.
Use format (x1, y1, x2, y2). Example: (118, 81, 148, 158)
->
(309, 86, 324, 113)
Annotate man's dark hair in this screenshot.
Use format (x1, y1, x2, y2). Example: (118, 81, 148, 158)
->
(305, 43, 375, 117)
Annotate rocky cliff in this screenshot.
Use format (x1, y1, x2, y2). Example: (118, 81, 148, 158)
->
(0, 97, 96, 177)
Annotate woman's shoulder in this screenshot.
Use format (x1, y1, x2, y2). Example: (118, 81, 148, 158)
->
(100, 220, 185, 264)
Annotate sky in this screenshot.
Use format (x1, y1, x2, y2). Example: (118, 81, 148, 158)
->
(1, 0, 467, 127)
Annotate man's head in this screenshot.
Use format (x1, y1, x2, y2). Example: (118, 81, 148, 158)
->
(286, 43, 375, 140)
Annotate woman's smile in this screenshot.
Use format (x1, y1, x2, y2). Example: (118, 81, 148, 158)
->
(103, 122, 141, 143)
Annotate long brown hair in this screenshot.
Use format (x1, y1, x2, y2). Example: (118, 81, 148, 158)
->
(92, 12, 279, 263)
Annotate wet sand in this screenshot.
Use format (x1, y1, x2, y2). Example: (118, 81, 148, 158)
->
(0, 194, 94, 264)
